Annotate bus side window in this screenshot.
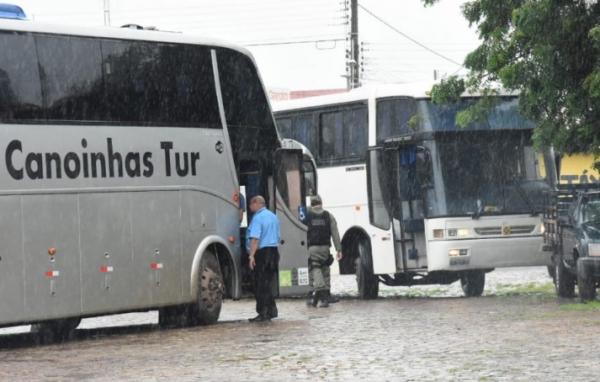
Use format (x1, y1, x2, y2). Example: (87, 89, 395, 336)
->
(0, 32, 43, 122)
(276, 150, 305, 220)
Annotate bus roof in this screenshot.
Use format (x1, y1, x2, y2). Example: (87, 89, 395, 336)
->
(272, 82, 433, 112)
(0, 18, 254, 58)
(272, 82, 517, 113)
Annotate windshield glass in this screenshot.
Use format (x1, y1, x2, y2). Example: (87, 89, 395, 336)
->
(425, 131, 554, 217)
(377, 97, 555, 218)
(582, 198, 600, 224)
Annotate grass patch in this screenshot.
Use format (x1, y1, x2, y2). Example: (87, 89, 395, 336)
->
(493, 282, 555, 297)
(559, 300, 600, 311)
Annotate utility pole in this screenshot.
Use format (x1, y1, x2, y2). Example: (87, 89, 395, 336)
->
(103, 0, 111, 26)
(346, 0, 360, 90)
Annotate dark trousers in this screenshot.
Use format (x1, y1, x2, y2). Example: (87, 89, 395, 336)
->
(254, 247, 279, 317)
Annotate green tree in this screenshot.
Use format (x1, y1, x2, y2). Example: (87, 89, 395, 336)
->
(424, 0, 600, 156)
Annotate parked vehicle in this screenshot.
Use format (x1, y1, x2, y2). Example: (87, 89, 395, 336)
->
(544, 185, 600, 301)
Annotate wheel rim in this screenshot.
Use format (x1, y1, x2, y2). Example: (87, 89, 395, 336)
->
(200, 266, 223, 310)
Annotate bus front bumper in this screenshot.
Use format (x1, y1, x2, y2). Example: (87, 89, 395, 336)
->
(426, 235, 550, 272)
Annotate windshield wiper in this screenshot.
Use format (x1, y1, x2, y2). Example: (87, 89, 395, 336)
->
(512, 179, 538, 217)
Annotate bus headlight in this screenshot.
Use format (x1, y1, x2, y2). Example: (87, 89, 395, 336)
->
(589, 243, 600, 257)
(540, 223, 546, 235)
(449, 249, 469, 257)
(433, 229, 444, 239)
(448, 228, 471, 238)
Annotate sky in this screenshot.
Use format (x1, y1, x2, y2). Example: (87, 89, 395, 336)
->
(15, 0, 480, 91)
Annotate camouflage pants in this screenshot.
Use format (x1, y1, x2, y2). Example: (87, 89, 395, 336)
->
(308, 246, 331, 292)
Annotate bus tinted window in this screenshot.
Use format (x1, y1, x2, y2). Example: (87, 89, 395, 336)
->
(344, 107, 367, 158)
(376, 98, 417, 142)
(276, 117, 292, 138)
(318, 105, 367, 165)
(0, 32, 221, 127)
(0, 32, 43, 121)
(293, 114, 315, 154)
(217, 48, 279, 153)
(217, 48, 273, 129)
(36, 34, 104, 122)
(101, 40, 220, 127)
(320, 110, 344, 160)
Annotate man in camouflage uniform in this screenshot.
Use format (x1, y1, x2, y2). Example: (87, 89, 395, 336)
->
(307, 195, 342, 307)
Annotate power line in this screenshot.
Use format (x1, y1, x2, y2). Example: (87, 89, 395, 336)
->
(243, 37, 345, 47)
(357, 3, 463, 67)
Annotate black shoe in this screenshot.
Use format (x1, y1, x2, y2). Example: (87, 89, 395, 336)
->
(268, 306, 278, 319)
(328, 293, 340, 303)
(311, 291, 320, 307)
(318, 299, 330, 308)
(305, 291, 314, 307)
(249, 315, 270, 322)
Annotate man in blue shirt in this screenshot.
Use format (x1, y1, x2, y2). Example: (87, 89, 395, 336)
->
(247, 195, 280, 322)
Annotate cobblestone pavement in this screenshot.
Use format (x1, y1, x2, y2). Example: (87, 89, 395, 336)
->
(1, 267, 600, 381)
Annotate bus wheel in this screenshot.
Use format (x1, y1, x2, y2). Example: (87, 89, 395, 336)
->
(191, 251, 224, 325)
(31, 317, 81, 343)
(555, 256, 575, 298)
(577, 260, 597, 302)
(355, 240, 378, 299)
(460, 270, 485, 297)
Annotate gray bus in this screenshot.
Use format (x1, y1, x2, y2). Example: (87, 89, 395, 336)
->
(0, 19, 312, 337)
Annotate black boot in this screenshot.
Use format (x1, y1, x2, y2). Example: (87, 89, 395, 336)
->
(306, 291, 314, 307)
(311, 290, 320, 307)
(319, 291, 330, 308)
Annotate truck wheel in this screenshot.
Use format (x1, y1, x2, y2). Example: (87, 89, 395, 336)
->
(555, 256, 575, 298)
(547, 265, 556, 281)
(31, 317, 81, 343)
(355, 239, 378, 299)
(577, 260, 597, 302)
(190, 251, 223, 325)
(460, 270, 485, 297)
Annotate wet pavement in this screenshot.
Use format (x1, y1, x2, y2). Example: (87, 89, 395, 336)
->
(1, 267, 600, 381)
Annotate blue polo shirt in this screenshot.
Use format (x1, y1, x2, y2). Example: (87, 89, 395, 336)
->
(247, 207, 280, 249)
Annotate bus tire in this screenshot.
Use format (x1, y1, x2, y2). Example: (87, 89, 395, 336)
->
(355, 239, 378, 299)
(31, 317, 81, 343)
(191, 251, 223, 325)
(555, 256, 575, 298)
(460, 270, 485, 297)
(577, 260, 596, 302)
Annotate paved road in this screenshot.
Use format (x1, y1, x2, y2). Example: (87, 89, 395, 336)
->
(1, 267, 599, 381)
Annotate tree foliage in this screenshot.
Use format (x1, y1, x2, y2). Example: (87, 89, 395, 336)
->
(424, 0, 600, 156)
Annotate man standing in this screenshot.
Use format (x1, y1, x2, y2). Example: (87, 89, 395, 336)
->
(247, 195, 280, 322)
(307, 195, 342, 307)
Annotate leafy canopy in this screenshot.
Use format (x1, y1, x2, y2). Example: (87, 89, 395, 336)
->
(424, 0, 600, 156)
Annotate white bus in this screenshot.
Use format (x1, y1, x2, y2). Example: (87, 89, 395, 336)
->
(274, 84, 557, 298)
(0, 17, 313, 337)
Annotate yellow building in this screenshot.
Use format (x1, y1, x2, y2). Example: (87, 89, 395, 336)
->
(559, 154, 600, 184)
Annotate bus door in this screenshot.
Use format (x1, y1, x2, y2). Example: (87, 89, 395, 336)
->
(273, 148, 311, 296)
(239, 159, 268, 293)
(367, 144, 430, 272)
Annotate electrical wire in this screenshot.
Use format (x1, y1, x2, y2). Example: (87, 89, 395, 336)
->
(357, 3, 463, 67)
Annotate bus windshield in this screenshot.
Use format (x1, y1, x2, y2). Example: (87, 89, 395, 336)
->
(425, 131, 554, 218)
(377, 97, 555, 218)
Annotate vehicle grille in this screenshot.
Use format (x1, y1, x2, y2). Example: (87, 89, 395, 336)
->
(474, 227, 502, 235)
(474, 225, 536, 236)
